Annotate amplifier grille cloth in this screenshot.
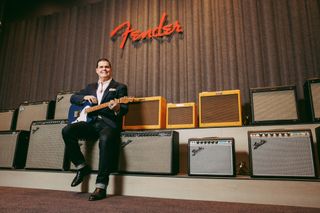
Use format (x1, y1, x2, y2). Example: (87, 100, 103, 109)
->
(252, 90, 297, 121)
(26, 122, 67, 169)
(311, 83, 320, 118)
(124, 101, 159, 125)
(250, 135, 314, 177)
(189, 143, 233, 175)
(54, 93, 73, 119)
(201, 94, 239, 123)
(0, 111, 14, 131)
(168, 107, 193, 125)
(119, 134, 173, 173)
(0, 133, 18, 167)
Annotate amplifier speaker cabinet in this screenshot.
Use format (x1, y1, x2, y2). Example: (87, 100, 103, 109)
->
(25, 120, 68, 170)
(69, 139, 99, 171)
(304, 78, 320, 122)
(54, 91, 75, 119)
(248, 129, 316, 178)
(0, 109, 17, 131)
(119, 130, 179, 174)
(166, 102, 197, 129)
(188, 137, 235, 176)
(0, 131, 30, 169)
(316, 126, 320, 165)
(16, 101, 55, 131)
(123, 96, 166, 130)
(199, 90, 242, 127)
(250, 86, 299, 124)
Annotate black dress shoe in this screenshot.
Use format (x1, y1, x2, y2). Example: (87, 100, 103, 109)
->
(71, 165, 91, 187)
(88, 188, 107, 201)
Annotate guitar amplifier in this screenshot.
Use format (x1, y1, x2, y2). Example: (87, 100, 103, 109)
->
(25, 120, 68, 170)
(69, 139, 100, 171)
(199, 90, 242, 127)
(16, 101, 55, 131)
(166, 102, 197, 129)
(119, 130, 179, 174)
(188, 137, 235, 176)
(248, 129, 316, 178)
(304, 78, 320, 122)
(0, 109, 17, 131)
(0, 131, 30, 169)
(250, 86, 299, 124)
(54, 91, 75, 119)
(123, 96, 166, 130)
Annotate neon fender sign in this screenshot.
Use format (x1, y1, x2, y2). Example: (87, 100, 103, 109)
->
(110, 12, 183, 49)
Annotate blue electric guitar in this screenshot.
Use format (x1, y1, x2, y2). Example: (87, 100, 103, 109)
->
(68, 96, 137, 124)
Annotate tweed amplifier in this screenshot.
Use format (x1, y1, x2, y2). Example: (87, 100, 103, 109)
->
(119, 130, 179, 174)
(248, 129, 316, 178)
(16, 101, 55, 131)
(166, 102, 197, 129)
(188, 137, 235, 176)
(0, 131, 29, 169)
(250, 86, 299, 124)
(123, 96, 166, 130)
(25, 119, 68, 170)
(304, 78, 320, 122)
(54, 91, 75, 119)
(199, 90, 242, 127)
(0, 109, 16, 131)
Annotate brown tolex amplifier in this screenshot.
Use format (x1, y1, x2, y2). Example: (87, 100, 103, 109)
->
(250, 85, 299, 124)
(166, 102, 197, 129)
(199, 90, 242, 127)
(122, 96, 167, 130)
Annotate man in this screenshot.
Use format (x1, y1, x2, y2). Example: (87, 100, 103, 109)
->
(62, 58, 128, 201)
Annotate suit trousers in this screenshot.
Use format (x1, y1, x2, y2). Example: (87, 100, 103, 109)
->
(62, 119, 120, 186)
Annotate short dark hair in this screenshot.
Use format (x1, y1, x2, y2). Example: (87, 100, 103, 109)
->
(96, 58, 112, 68)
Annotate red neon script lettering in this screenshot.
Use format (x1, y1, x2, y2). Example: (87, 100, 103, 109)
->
(110, 13, 183, 49)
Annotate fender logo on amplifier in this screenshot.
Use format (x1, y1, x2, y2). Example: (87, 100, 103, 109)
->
(121, 139, 133, 148)
(253, 140, 266, 149)
(191, 147, 204, 156)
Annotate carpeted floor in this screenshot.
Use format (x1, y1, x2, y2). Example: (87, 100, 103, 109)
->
(0, 187, 319, 213)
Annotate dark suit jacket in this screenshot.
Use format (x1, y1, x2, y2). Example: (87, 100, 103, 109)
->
(70, 79, 128, 130)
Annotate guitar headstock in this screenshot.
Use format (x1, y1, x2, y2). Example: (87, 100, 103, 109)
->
(119, 96, 143, 104)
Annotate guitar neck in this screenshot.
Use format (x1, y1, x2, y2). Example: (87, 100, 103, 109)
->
(85, 99, 119, 113)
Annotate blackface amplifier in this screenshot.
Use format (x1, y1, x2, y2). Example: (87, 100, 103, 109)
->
(304, 78, 320, 122)
(250, 86, 299, 124)
(248, 129, 316, 178)
(119, 130, 179, 174)
(25, 120, 68, 170)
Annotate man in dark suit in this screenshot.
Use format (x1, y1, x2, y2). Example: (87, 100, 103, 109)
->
(62, 58, 128, 201)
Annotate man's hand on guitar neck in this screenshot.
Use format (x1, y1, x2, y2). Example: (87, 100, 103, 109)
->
(83, 95, 98, 104)
(108, 100, 120, 113)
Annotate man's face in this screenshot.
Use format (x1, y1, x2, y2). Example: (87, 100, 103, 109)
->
(96, 60, 112, 81)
